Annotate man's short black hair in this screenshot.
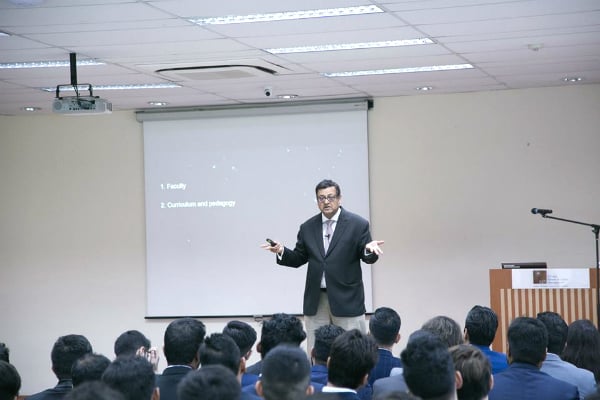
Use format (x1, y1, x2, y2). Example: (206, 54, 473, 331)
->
(102, 356, 156, 400)
(0, 360, 21, 400)
(401, 330, 455, 400)
(261, 345, 311, 400)
(328, 329, 378, 390)
(313, 324, 345, 364)
(536, 311, 568, 355)
(72, 353, 111, 386)
(507, 317, 547, 365)
(64, 381, 126, 400)
(422, 316, 463, 348)
(259, 313, 306, 358)
(114, 330, 150, 357)
(199, 333, 241, 375)
(164, 318, 206, 365)
(223, 320, 257, 357)
(178, 365, 241, 400)
(0, 343, 9, 363)
(369, 307, 401, 347)
(450, 344, 492, 400)
(465, 306, 498, 346)
(51, 334, 93, 380)
(315, 179, 341, 197)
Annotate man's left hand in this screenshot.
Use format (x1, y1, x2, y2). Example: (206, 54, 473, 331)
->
(366, 240, 385, 255)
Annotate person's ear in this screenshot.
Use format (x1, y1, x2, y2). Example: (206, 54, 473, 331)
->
(256, 342, 262, 356)
(306, 384, 315, 396)
(463, 328, 469, 342)
(455, 370, 463, 390)
(239, 357, 246, 374)
(360, 374, 369, 388)
(394, 333, 401, 344)
(255, 380, 264, 397)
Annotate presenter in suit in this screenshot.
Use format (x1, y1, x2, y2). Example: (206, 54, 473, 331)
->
(263, 179, 384, 352)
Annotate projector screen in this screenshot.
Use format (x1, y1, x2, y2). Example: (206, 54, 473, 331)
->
(140, 101, 372, 317)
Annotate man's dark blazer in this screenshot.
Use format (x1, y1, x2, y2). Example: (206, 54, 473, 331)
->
(156, 365, 193, 400)
(278, 207, 378, 317)
(310, 391, 360, 400)
(368, 348, 402, 386)
(489, 362, 579, 400)
(26, 379, 72, 400)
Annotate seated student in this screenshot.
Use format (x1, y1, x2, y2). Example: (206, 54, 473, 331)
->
(256, 345, 315, 400)
(102, 356, 159, 400)
(0, 360, 21, 400)
(178, 365, 241, 400)
(64, 381, 125, 400)
(71, 353, 111, 386)
(561, 319, 600, 383)
(464, 306, 508, 374)
(537, 312, 596, 400)
(401, 330, 460, 400)
(449, 344, 493, 400)
(310, 329, 379, 399)
(113, 330, 158, 372)
(311, 325, 346, 385)
(489, 317, 578, 400)
(422, 315, 464, 348)
(245, 313, 306, 376)
(223, 320, 258, 388)
(28, 334, 93, 400)
(199, 333, 260, 400)
(368, 307, 402, 385)
(157, 317, 206, 400)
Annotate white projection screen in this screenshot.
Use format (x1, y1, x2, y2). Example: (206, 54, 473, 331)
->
(140, 101, 372, 317)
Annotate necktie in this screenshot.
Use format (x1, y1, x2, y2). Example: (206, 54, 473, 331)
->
(324, 220, 334, 252)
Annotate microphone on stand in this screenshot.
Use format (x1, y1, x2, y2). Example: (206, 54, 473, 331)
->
(531, 208, 553, 216)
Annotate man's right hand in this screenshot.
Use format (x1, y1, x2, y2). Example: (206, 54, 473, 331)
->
(260, 240, 283, 255)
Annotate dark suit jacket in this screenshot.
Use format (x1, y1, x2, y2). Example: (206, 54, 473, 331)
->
(26, 380, 72, 400)
(278, 207, 378, 317)
(489, 362, 579, 400)
(368, 348, 402, 386)
(310, 391, 360, 400)
(156, 365, 193, 400)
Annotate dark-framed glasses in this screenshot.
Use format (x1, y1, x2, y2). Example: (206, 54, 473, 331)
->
(317, 195, 338, 203)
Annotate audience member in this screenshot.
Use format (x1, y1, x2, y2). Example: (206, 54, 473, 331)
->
(156, 317, 206, 400)
(199, 333, 260, 400)
(63, 381, 125, 400)
(401, 330, 459, 400)
(102, 356, 158, 400)
(0, 343, 9, 363)
(28, 334, 93, 400)
(489, 317, 578, 400)
(0, 360, 21, 400)
(464, 306, 508, 374)
(223, 320, 258, 388)
(311, 324, 346, 385)
(368, 307, 402, 386)
(537, 312, 596, 399)
(422, 315, 464, 348)
(561, 319, 600, 383)
(256, 345, 314, 400)
(450, 344, 492, 400)
(245, 313, 306, 376)
(114, 330, 158, 371)
(178, 365, 240, 400)
(310, 329, 378, 399)
(71, 353, 111, 387)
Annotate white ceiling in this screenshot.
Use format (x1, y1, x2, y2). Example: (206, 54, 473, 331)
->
(0, 0, 599, 115)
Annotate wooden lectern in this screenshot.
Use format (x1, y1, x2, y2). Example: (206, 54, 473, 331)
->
(489, 268, 598, 353)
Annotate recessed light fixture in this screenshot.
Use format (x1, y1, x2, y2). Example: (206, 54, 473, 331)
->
(0, 59, 104, 69)
(148, 101, 169, 106)
(562, 77, 583, 83)
(41, 83, 181, 92)
(265, 38, 434, 54)
(415, 86, 433, 91)
(22, 106, 41, 112)
(323, 63, 474, 77)
(277, 94, 298, 99)
(189, 5, 383, 25)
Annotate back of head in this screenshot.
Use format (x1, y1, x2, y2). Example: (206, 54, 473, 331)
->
(401, 330, 455, 400)
(260, 345, 311, 400)
(465, 306, 498, 347)
(422, 316, 464, 348)
(64, 381, 126, 400)
(0, 360, 21, 400)
(536, 311, 568, 355)
(223, 320, 257, 358)
(199, 333, 241, 375)
(72, 353, 111, 386)
(562, 319, 600, 380)
(313, 324, 346, 364)
(102, 356, 156, 400)
(0, 343, 9, 363)
(178, 365, 241, 400)
(328, 329, 378, 390)
(259, 313, 306, 357)
(449, 345, 492, 400)
(164, 318, 206, 366)
(369, 307, 401, 347)
(114, 330, 151, 357)
(507, 317, 547, 366)
(51, 334, 93, 380)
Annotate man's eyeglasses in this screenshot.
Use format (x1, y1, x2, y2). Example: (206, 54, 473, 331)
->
(317, 195, 338, 203)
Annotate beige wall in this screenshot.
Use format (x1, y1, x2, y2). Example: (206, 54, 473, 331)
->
(1, 84, 599, 394)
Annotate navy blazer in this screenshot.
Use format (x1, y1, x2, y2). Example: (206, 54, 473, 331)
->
(368, 348, 402, 386)
(26, 380, 73, 400)
(489, 362, 579, 400)
(278, 207, 378, 317)
(156, 365, 193, 400)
